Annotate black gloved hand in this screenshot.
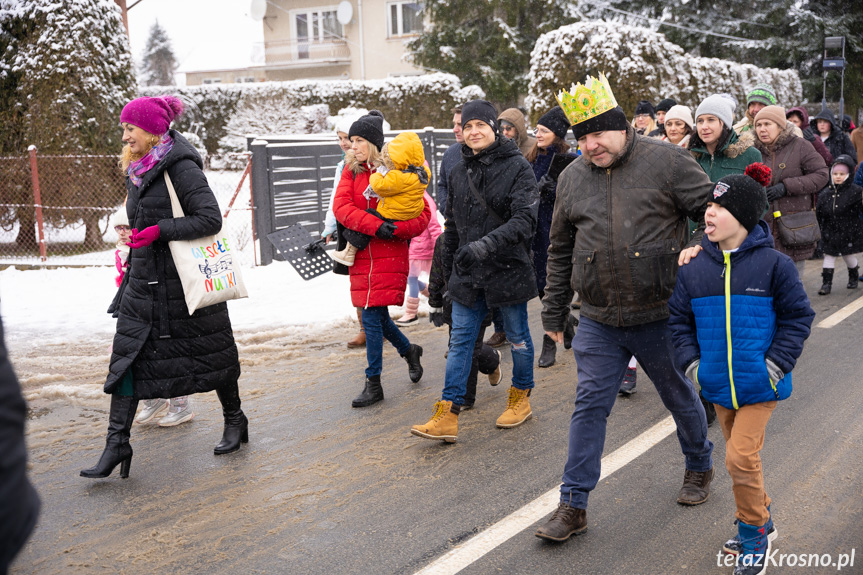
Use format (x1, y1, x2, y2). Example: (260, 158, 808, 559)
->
(375, 221, 397, 240)
(766, 183, 787, 202)
(454, 240, 490, 271)
(429, 307, 445, 327)
(537, 174, 557, 200)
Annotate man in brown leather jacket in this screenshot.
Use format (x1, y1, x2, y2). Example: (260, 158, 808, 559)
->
(534, 76, 716, 542)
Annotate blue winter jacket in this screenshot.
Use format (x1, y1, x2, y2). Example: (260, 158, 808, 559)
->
(668, 221, 815, 410)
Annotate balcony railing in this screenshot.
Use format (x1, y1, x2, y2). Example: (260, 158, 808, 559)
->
(263, 38, 351, 66)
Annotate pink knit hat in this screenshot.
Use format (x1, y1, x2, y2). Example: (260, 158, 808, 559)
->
(120, 95, 184, 135)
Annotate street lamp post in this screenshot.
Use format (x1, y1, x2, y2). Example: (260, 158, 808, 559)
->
(821, 36, 846, 121)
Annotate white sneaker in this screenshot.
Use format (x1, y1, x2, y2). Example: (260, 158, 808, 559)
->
(136, 398, 168, 424)
(158, 397, 195, 427)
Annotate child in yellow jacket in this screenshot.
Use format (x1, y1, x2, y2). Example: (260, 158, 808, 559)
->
(332, 131, 431, 266)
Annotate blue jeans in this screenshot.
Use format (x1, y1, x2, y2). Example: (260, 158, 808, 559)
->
(362, 306, 410, 379)
(560, 316, 713, 509)
(407, 276, 427, 298)
(442, 294, 533, 405)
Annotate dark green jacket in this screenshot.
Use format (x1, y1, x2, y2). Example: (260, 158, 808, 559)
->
(690, 130, 761, 183)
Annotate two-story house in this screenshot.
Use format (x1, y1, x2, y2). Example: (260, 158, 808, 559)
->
(185, 0, 425, 85)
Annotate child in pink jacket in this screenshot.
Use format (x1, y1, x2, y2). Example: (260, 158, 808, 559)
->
(395, 189, 442, 326)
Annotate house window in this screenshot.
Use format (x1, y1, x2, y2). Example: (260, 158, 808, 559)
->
(294, 8, 343, 59)
(388, 2, 423, 37)
(201, 78, 222, 85)
(237, 77, 257, 83)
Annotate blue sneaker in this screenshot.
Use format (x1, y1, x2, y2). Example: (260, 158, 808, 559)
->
(733, 520, 770, 575)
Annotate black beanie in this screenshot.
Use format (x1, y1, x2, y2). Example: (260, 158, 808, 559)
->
(537, 106, 571, 139)
(635, 100, 655, 118)
(655, 98, 677, 113)
(348, 110, 385, 150)
(571, 106, 629, 140)
(711, 174, 768, 233)
(461, 100, 499, 133)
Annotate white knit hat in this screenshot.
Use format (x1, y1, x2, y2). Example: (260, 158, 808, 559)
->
(112, 207, 129, 228)
(664, 105, 694, 130)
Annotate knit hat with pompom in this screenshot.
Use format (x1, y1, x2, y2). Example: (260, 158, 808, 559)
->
(710, 163, 771, 232)
(348, 110, 386, 150)
(120, 95, 184, 136)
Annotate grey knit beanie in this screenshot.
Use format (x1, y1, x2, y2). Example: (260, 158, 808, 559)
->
(695, 94, 735, 129)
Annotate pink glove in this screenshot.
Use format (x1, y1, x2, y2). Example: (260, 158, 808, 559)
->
(126, 225, 160, 249)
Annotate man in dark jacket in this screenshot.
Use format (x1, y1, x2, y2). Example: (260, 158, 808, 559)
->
(411, 99, 539, 443)
(0, 309, 40, 572)
(436, 105, 463, 216)
(534, 74, 715, 542)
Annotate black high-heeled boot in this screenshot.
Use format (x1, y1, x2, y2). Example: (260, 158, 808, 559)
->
(214, 380, 248, 455)
(80, 394, 139, 479)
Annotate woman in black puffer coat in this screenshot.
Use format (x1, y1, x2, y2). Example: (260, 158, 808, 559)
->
(815, 154, 863, 294)
(81, 96, 247, 480)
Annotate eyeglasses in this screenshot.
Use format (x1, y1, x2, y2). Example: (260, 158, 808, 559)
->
(533, 127, 553, 136)
(114, 225, 130, 232)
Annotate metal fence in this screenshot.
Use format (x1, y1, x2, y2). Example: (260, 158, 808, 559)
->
(249, 128, 457, 265)
(0, 148, 255, 267)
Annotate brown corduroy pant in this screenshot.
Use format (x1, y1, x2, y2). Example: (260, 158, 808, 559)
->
(714, 401, 777, 527)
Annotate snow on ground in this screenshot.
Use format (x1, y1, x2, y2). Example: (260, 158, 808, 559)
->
(0, 260, 357, 345)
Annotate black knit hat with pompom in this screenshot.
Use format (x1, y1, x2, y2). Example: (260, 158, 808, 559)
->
(348, 110, 386, 150)
(710, 163, 771, 232)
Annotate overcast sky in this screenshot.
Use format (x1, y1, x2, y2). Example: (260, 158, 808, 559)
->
(126, 0, 266, 82)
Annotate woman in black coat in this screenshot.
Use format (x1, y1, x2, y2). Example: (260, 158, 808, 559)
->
(526, 106, 578, 368)
(815, 154, 863, 294)
(81, 96, 247, 480)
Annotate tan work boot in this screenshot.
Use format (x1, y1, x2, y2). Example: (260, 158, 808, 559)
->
(331, 243, 358, 266)
(496, 386, 532, 428)
(347, 308, 366, 348)
(411, 400, 458, 443)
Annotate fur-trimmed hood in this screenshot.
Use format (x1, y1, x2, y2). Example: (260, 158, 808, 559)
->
(690, 128, 756, 159)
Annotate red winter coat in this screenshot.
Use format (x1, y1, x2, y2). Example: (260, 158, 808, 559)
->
(333, 163, 432, 308)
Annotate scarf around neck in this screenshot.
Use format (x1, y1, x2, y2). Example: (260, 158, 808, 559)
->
(127, 132, 174, 187)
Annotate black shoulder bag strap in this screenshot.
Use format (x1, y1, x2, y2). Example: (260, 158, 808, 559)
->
(465, 167, 506, 227)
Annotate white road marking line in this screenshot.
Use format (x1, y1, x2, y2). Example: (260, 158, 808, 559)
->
(412, 416, 677, 575)
(817, 295, 863, 329)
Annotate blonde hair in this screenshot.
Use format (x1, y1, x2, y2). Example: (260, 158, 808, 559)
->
(631, 116, 657, 135)
(344, 144, 382, 175)
(119, 125, 161, 172)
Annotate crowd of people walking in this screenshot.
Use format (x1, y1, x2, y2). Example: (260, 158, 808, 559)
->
(4, 73, 856, 575)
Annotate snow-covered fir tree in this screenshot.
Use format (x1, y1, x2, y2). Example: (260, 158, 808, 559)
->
(0, 0, 136, 154)
(0, 0, 135, 247)
(408, 0, 575, 108)
(139, 20, 177, 86)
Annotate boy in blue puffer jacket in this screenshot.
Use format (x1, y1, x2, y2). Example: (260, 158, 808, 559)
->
(668, 163, 815, 575)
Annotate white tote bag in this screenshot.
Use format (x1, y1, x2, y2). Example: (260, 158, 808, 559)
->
(164, 172, 249, 315)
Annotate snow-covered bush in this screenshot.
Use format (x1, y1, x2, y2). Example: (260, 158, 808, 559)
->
(141, 73, 483, 161)
(526, 21, 802, 121)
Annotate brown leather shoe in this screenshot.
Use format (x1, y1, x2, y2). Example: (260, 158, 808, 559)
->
(677, 467, 714, 505)
(535, 503, 587, 542)
(484, 331, 509, 348)
(347, 308, 366, 348)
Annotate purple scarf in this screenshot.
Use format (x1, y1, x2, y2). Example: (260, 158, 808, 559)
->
(127, 133, 174, 187)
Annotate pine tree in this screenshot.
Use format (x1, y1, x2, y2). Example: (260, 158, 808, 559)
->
(0, 0, 136, 247)
(569, 0, 861, 116)
(140, 21, 177, 86)
(408, 0, 576, 108)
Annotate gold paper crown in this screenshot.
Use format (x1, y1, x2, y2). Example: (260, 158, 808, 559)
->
(556, 72, 618, 125)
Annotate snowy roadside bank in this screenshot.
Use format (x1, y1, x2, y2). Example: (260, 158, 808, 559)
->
(0, 261, 358, 344)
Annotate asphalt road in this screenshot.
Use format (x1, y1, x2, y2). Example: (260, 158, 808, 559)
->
(9, 261, 863, 574)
